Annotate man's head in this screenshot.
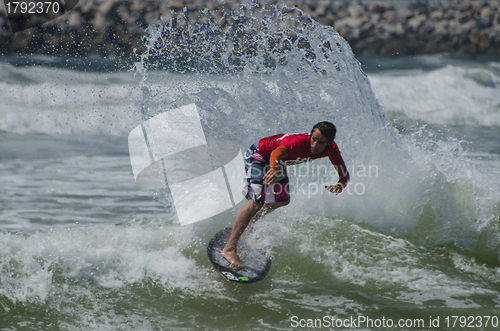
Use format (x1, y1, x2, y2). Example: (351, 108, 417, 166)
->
(310, 122, 336, 155)
(311, 122, 336, 142)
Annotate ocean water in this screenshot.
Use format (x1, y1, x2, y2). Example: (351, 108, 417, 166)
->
(1, 3, 500, 330)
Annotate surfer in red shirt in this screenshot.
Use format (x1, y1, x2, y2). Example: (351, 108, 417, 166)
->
(220, 122, 350, 270)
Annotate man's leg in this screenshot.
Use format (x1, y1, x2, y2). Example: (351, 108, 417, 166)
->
(248, 199, 290, 228)
(220, 199, 289, 270)
(220, 199, 261, 270)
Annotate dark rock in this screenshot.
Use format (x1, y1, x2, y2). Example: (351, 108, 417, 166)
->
(0, 0, 499, 57)
(407, 14, 427, 32)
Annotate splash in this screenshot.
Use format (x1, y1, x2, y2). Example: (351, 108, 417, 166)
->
(137, 1, 386, 133)
(136, 2, 499, 261)
(0, 2, 499, 327)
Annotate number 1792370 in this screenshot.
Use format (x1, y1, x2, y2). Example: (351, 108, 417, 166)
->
(445, 316, 498, 328)
(5, 1, 61, 14)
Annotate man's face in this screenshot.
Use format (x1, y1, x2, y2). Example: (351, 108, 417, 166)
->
(310, 128, 329, 155)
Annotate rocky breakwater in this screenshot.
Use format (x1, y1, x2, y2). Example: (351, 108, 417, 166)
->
(302, 0, 500, 56)
(0, 0, 499, 57)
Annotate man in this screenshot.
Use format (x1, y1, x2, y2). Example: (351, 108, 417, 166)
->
(220, 121, 350, 270)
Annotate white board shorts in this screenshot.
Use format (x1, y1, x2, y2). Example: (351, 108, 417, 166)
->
(243, 143, 290, 205)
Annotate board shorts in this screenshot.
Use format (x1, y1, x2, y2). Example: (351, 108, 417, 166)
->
(243, 142, 290, 205)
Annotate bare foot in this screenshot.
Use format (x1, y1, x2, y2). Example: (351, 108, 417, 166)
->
(220, 248, 246, 270)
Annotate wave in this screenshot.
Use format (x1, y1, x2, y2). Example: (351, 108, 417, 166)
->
(0, 2, 497, 264)
(0, 3, 499, 327)
(0, 61, 142, 136)
(138, 2, 497, 244)
(369, 62, 500, 127)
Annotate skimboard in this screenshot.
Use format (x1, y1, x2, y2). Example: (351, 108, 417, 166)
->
(207, 227, 272, 283)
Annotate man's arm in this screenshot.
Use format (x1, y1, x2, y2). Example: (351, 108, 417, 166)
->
(263, 146, 288, 184)
(326, 154, 350, 195)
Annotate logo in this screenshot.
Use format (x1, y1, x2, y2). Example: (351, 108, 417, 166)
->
(3, 0, 79, 33)
(281, 157, 312, 166)
(128, 103, 245, 226)
(276, 133, 302, 141)
(221, 271, 239, 282)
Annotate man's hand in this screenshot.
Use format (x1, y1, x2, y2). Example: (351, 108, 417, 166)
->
(325, 183, 343, 195)
(263, 168, 277, 185)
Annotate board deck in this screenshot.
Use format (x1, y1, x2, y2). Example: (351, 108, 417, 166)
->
(206, 227, 272, 283)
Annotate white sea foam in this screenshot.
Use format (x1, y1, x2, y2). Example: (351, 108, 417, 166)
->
(368, 64, 500, 127)
(1, 3, 499, 329)
(0, 62, 143, 135)
(0, 219, 215, 306)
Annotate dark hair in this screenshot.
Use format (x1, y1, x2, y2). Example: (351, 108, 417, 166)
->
(311, 122, 336, 142)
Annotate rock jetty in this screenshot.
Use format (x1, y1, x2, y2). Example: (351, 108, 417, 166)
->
(0, 0, 499, 57)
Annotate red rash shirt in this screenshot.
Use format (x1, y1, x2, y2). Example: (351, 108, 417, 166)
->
(257, 133, 350, 187)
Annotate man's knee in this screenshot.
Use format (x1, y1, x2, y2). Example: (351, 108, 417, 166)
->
(247, 199, 263, 212)
(269, 199, 290, 209)
(280, 199, 291, 207)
